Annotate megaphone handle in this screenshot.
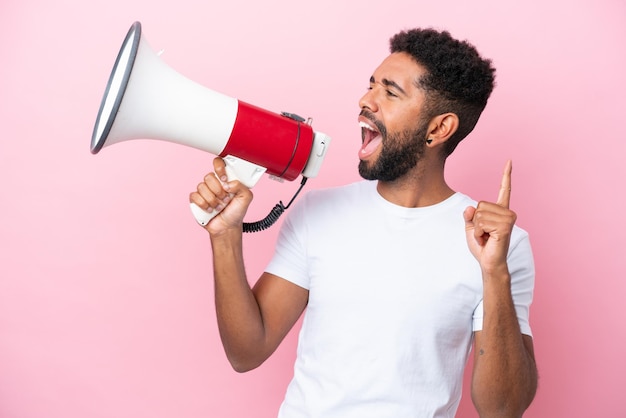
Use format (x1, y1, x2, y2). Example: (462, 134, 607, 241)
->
(190, 156, 266, 226)
(190, 202, 220, 227)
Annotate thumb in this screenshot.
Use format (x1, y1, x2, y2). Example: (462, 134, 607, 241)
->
(463, 206, 485, 248)
(463, 206, 476, 227)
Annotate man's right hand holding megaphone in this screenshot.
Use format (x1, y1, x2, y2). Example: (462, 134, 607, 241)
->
(189, 157, 255, 234)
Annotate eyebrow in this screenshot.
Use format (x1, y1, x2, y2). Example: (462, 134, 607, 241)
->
(370, 76, 407, 96)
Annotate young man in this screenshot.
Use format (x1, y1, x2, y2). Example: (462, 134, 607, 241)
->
(190, 28, 537, 418)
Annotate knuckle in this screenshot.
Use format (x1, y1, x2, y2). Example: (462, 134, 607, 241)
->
(190, 192, 207, 209)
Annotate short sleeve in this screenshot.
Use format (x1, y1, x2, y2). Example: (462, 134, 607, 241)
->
(472, 229, 535, 337)
(264, 195, 311, 290)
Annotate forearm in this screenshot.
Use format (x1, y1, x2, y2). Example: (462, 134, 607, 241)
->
(472, 267, 537, 418)
(210, 229, 268, 372)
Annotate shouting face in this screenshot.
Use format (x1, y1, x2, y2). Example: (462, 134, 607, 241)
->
(357, 52, 431, 182)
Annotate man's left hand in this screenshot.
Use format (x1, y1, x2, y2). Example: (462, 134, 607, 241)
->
(463, 160, 517, 274)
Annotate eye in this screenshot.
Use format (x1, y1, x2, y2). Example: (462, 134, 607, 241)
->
(386, 90, 398, 98)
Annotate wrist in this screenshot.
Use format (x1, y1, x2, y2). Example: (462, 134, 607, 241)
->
(210, 225, 243, 245)
(481, 263, 511, 285)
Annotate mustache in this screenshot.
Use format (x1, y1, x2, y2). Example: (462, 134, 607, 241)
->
(359, 109, 387, 137)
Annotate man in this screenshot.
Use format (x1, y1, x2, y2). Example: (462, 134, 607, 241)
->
(190, 28, 537, 418)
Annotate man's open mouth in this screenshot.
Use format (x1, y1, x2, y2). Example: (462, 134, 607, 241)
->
(358, 117, 383, 158)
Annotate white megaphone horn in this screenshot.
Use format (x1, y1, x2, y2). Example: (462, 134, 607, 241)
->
(91, 21, 331, 231)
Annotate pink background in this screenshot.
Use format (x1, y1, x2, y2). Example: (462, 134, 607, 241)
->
(1, 0, 625, 417)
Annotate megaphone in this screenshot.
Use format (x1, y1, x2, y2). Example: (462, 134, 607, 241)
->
(91, 21, 331, 230)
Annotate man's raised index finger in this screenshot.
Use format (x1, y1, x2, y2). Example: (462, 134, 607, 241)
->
(496, 160, 512, 208)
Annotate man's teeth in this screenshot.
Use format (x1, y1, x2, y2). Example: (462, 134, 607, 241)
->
(359, 121, 375, 131)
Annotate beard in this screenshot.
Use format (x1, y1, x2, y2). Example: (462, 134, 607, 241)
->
(358, 119, 429, 182)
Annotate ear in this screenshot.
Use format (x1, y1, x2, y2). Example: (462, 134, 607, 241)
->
(426, 113, 459, 147)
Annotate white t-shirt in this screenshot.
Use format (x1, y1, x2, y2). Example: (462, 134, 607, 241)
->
(265, 181, 534, 418)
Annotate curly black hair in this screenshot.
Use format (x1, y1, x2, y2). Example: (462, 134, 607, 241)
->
(390, 28, 496, 156)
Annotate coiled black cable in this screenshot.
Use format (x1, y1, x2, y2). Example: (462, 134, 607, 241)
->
(242, 177, 308, 233)
(242, 203, 286, 233)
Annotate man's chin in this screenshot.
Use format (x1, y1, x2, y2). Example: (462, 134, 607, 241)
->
(358, 160, 379, 180)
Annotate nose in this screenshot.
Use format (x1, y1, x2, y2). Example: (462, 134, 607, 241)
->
(359, 88, 378, 113)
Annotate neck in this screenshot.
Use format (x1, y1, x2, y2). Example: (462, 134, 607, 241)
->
(375, 158, 454, 208)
